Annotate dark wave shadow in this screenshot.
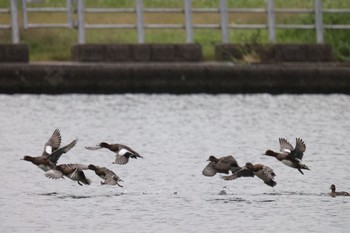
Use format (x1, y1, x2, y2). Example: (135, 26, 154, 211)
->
(36, 192, 125, 199)
(37, 192, 59, 196)
(260, 191, 325, 197)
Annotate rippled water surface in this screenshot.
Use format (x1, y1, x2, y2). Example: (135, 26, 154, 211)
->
(0, 94, 349, 233)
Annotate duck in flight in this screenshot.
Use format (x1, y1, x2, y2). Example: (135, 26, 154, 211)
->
(22, 129, 78, 172)
(263, 138, 309, 175)
(45, 163, 91, 186)
(222, 162, 277, 187)
(202, 155, 243, 177)
(88, 164, 123, 187)
(86, 142, 143, 165)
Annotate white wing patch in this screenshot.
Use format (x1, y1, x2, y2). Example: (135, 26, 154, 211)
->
(118, 148, 130, 156)
(281, 148, 291, 153)
(45, 146, 52, 154)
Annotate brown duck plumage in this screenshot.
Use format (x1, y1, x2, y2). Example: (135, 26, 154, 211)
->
(202, 155, 242, 177)
(263, 138, 309, 175)
(329, 184, 350, 197)
(22, 129, 78, 171)
(45, 163, 91, 186)
(86, 142, 143, 165)
(222, 162, 276, 187)
(88, 164, 123, 187)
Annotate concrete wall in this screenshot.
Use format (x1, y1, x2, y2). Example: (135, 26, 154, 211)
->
(71, 43, 203, 62)
(0, 44, 29, 63)
(0, 62, 350, 94)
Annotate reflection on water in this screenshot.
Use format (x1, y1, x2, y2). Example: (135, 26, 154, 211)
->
(0, 94, 350, 233)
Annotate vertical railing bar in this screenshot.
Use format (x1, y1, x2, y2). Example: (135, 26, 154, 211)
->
(136, 0, 144, 43)
(220, 0, 229, 43)
(315, 0, 324, 43)
(267, 0, 276, 43)
(66, 0, 73, 29)
(22, 0, 28, 30)
(77, 0, 85, 44)
(10, 0, 19, 43)
(184, 0, 193, 43)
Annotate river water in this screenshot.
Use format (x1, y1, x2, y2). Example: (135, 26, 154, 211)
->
(0, 94, 349, 233)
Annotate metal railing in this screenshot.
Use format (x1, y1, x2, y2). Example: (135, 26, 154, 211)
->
(0, 0, 19, 43)
(1, 0, 350, 45)
(21, 0, 74, 29)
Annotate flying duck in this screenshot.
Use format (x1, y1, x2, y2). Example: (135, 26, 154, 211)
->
(22, 129, 78, 171)
(329, 184, 349, 197)
(88, 164, 123, 187)
(85, 142, 143, 165)
(222, 162, 276, 187)
(202, 155, 242, 177)
(45, 163, 91, 186)
(263, 138, 310, 175)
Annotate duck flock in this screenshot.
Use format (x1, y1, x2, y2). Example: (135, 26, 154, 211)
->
(22, 129, 349, 197)
(22, 129, 142, 188)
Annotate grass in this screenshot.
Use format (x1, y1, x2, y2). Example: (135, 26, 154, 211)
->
(0, 0, 350, 61)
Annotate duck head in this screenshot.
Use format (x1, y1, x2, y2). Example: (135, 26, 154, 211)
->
(207, 155, 219, 162)
(263, 150, 278, 157)
(245, 162, 254, 170)
(21, 155, 33, 162)
(88, 164, 98, 171)
(99, 142, 110, 148)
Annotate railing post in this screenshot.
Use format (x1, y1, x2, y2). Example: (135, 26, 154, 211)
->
(267, 0, 276, 43)
(67, 0, 73, 29)
(315, 0, 324, 43)
(10, 0, 19, 43)
(77, 0, 85, 44)
(184, 0, 193, 43)
(136, 0, 144, 43)
(22, 0, 28, 30)
(220, 0, 229, 43)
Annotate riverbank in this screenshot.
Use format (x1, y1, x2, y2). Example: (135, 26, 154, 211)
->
(1, 62, 350, 94)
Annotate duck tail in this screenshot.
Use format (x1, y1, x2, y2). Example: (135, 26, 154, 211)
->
(83, 178, 91, 185)
(301, 164, 310, 170)
(298, 164, 310, 175)
(265, 180, 277, 187)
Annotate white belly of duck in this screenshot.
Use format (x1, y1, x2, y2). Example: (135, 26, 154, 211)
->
(38, 164, 50, 172)
(281, 160, 295, 168)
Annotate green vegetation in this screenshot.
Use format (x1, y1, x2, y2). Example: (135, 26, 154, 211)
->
(0, 0, 349, 61)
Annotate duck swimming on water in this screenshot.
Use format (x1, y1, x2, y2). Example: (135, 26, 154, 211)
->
(329, 184, 349, 197)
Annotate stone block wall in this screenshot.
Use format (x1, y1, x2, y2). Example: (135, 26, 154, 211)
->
(0, 44, 29, 62)
(71, 43, 203, 62)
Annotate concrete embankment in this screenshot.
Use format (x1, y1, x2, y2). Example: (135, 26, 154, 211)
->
(0, 62, 350, 94)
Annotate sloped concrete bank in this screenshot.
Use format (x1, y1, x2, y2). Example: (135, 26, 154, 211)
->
(0, 62, 350, 94)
